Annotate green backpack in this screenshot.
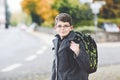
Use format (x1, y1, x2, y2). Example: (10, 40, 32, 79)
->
(74, 32, 98, 73)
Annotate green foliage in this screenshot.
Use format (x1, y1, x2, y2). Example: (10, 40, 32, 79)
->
(76, 20, 94, 26)
(75, 26, 94, 33)
(98, 18, 120, 26)
(98, 0, 120, 19)
(41, 21, 53, 27)
(75, 26, 103, 33)
(9, 13, 23, 26)
(21, 0, 41, 25)
(23, 14, 32, 26)
(21, 0, 120, 27)
(10, 20, 18, 26)
(31, 12, 43, 25)
(52, 0, 93, 27)
(21, 0, 58, 26)
(26, 1, 36, 13)
(114, 0, 120, 4)
(52, 0, 72, 13)
(70, 6, 93, 26)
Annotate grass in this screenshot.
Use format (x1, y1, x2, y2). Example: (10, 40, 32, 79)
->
(74, 26, 103, 33)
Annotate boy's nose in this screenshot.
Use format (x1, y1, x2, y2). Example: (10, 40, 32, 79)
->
(61, 26, 65, 29)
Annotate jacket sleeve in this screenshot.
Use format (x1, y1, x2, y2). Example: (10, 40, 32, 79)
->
(74, 41, 90, 72)
(51, 59, 56, 80)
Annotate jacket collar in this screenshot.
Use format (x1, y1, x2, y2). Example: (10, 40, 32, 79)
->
(53, 31, 76, 53)
(55, 30, 76, 41)
(66, 31, 76, 41)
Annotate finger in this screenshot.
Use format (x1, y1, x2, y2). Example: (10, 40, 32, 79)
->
(71, 41, 76, 44)
(71, 41, 74, 43)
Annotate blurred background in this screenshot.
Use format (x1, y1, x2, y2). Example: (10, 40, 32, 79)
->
(0, 0, 120, 80)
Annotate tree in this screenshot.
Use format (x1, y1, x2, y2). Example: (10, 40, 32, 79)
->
(36, 0, 58, 25)
(21, 0, 58, 26)
(52, 0, 93, 27)
(99, 0, 120, 19)
(21, 0, 43, 25)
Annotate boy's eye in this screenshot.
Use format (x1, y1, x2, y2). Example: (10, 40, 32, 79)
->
(57, 25, 62, 28)
(64, 25, 70, 27)
(56, 25, 70, 28)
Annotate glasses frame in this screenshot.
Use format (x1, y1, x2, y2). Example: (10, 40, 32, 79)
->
(56, 24, 71, 29)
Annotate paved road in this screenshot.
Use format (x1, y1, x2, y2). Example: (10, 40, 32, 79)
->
(0, 28, 53, 79)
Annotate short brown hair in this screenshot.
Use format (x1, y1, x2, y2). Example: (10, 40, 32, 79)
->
(55, 13, 72, 25)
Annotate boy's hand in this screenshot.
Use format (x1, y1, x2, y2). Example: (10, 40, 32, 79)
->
(70, 41, 80, 56)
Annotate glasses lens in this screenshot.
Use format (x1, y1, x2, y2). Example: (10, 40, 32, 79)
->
(56, 25, 70, 28)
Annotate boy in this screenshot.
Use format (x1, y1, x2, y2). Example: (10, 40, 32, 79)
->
(51, 13, 90, 80)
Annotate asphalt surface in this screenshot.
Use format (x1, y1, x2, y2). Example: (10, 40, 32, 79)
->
(0, 28, 53, 79)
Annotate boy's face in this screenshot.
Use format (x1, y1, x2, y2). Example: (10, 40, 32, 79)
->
(55, 21, 73, 39)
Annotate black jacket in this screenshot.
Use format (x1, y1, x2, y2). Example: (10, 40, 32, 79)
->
(51, 31, 90, 80)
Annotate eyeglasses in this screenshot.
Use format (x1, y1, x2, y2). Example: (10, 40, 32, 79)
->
(56, 25, 71, 28)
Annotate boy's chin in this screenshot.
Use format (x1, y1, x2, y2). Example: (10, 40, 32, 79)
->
(60, 35, 67, 38)
(60, 34, 67, 37)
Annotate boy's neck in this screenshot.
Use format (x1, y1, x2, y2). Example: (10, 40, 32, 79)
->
(60, 31, 72, 40)
(60, 36, 64, 40)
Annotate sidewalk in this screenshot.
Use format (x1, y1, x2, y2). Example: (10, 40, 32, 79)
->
(89, 65, 120, 80)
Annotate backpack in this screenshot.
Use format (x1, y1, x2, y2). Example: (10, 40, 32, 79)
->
(74, 32, 98, 74)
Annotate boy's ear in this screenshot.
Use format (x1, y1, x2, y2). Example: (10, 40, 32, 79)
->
(71, 25, 73, 30)
(54, 26, 57, 30)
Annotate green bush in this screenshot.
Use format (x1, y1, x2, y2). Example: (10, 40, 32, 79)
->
(75, 26, 103, 33)
(75, 20, 94, 27)
(52, 0, 94, 28)
(98, 18, 120, 26)
(75, 26, 94, 33)
(10, 20, 18, 26)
